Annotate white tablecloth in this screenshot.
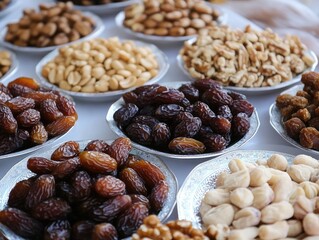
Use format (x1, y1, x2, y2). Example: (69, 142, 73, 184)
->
(0, 0, 316, 221)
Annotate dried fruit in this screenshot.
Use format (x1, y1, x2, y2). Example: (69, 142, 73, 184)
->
(126, 123, 152, 146)
(123, 91, 138, 105)
(113, 103, 139, 127)
(130, 194, 150, 209)
(8, 178, 33, 208)
(149, 181, 169, 213)
(284, 117, 305, 140)
(0, 129, 29, 155)
(30, 123, 48, 144)
(154, 88, 184, 105)
(21, 91, 58, 104)
(44, 220, 71, 240)
(27, 157, 58, 174)
(210, 116, 231, 135)
(51, 141, 80, 161)
(178, 83, 199, 102)
(84, 140, 109, 153)
(132, 115, 159, 129)
(40, 99, 63, 123)
(119, 168, 147, 195)
(71, 171, 92, 200)
(16, 108, 41, 127)
(79, 151, 117, 174)
(8, 84, 34, 97)
(5, 96, 35, 115)
(155, 104, 184, 121)
(168, 137, 206, 154)
(108, 137, 132, 167)
(92, 223, 118, 240)
(71, 221, 95, 240)
(45, 116, 76, 137)
(152, 122, 171, 146)
(231, 100, 254, 117)
(7, 77, 40, 90)
(174, 117, 202, 138)
(217, 105, 233, 121)
(202, 88, 233, 109)
(193, 101, 215, 125)
(232, 113, 250, 138)
(201, 133, 227, 152)
(52, 157, 80, 179)
(300, 127, 319, 150)
(0, 91, 11, 103)
(94, 175, 126, 198)
(32, 198, 71, 221)
(56, 95, 78, 120)
(193, 79, 222, 92)
(56, 181, 75, 203)
(0, 103, 17, 134)
(76, 196, 104, 217)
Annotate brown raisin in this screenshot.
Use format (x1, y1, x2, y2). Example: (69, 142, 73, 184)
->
(193, 101, 215, 125)
(84, 139, 109, 153)
(40, 99, 63, 123)
(44, 220, 71, 240)
(45, 116, 76, 137)
(51, 141, 80, 161)
(119, 168, 147, 195)
(71, 171, 92, 200)
(174, 117, 202, 138)
(300, 127, 319, 150)
(232, 113, 250, 139)
(7, 77, 40, 90)
(94, 175, 125, 198)
(25, 174, 55, 210)
(108, 137, 132, 167)
(209, 116, 231, 135)
(92, 223, 118, 240)
(5, 96, 35, 115)
(52, 157, 80, 179)
(284, 117, 306, 140)
(201, 133, 227, 151)
(113, 103, 139, 127)
(79, 151, 117, 174)
(178, 83, 199, 102)
(149, 181, 169, 213)
(152, 122, 171, 147)
(91, 195, 132, 222)
(126, 123, 152, 146)
(56, 95, 78, 120)
(32, 198, 71, 221)
(230, 99, 254, 117)
(27, 157, 58, 174)
(72, 221, 95, 240)
(0, 208, 43, 239)
(168, 137, 205, 154)
(8, 178, 33, 208)
(16, 109, 41, 128)
(155, 104, 184, 121)
(132, 115, 159, 129)
(30, 123, 48, 144)
(0, 103, 17, 134)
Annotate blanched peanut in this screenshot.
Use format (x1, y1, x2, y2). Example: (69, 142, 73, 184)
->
(303, 213, 319, 236)
(289, 187, 306, 204)
(228, 159, 247, 173)
(203, 189, 230, 206)
(287, 219, 303, 237)
(310, 169, 319, 182)
(293, 155, 319, 168)
(252, 183, 274, 209)
(230, 188, 253, 208)
(287, 164, 314, 183)
(221, 169, 250, 190)
(268, 168, 291, 185)
(216, 172, 227, 188)
(202, 204, 235, 226)
(293, 196, 313, 220)
(199, 201, 212, 217)
(259, 221, 289, 240)
(272, 178, 293, 202)
(228, 227, 258, 240)
(267, 154, 288, 171)
(205, 224, 230, 240)
(249, 166, 272, 187)
(300, 181, 319, 199)
(233, 207, 261, 229)
(261, 201, 294, 223)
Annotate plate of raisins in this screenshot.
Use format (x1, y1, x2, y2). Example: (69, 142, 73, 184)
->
(0, 138, 178, 239)
(106, 80, 260, 159)
(270, 71, 319, 154)
(0, 77, 78, 159)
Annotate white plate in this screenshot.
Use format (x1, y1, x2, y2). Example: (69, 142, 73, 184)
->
(177, 149, 295, 228)
(0, 139, 178, 239)
(71, 0, 140, 15)
(177, 38, 318, 94)
(0, 12, 104, 53)
(269, 84, 319, 155)
(36, 39, 169, 102)
(0, 48, 18, 83)
(0, 0, 18, 18)
(115, 6, 227, 43)
(106, 81, 260, 159)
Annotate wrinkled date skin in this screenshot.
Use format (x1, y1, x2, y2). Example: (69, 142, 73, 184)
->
(94, 175, 126, 198)
(107, 137, 132, 167)
(51, 141, 80, 161)
(71, 221, 95, 240)
(92, 223, 118, 240)
(168, 137, 206, 154)
(149, 181, 169, 213)
(119, 168, 147, 195)
(113, 103, 139, 127)
(44, 220, 71, 240)
(126, 123, 153, 146)
(174, 117, 202, 138)
(0, 103, 17, 134)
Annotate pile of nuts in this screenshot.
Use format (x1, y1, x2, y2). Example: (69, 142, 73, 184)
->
(277, 71, 319, 150)
(132, 215, 209, 239)
(4, 2, 95, 48)
(0, 0, 10, 10)
(0, 77, 77, 155)
(180, 25, 315, 88)
(41, 37, 159, 93)
(200, 153, 319, 239)
(113, 79, 254, 155)
(0, 50, 12, 79)
(123, 0, 220, 37)
(58, 0, 126, 5)
(0, 138, 169, 239)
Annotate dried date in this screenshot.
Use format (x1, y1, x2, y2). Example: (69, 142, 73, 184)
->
(152, 122, 171, 146)
(193, 101, 215, 125)
(72, 221, 95, 240)
(0, 129, 29, 155)
(51, 141, 80, 161)
(132, 115, 159, 129)
(201, 133, 227, 152)
(230, 99, 254, 117)
(0, 103, 17, 134)
(7, 77, 40, 90)
(155, 88, 185, 105)
(168, 137, 205, 154)
(27, 157, 58, 174)
(52, 157, 80, 179)
(84, 139, 109, 153)
(192, 79, 222, 92)
(217, 105, 233, 121)
(92, 223, 118, 240)
(284, 117, 305, 140)
(45, 116, 76, 137)
(149, 181, 169, 213)
(108, 137, 132, 167)
(209, 116, 231, 135)
(126, 123, 152, 146)
(154, 104, 184, 121)
(113, 103, 139, 127)
(202, 88, 233, 109)
(300, 127, 319, 150)
(71, 171, 92, 200)
(174, 117, 202, 138)
(32, 198, 71, 221)
(8, 178, 33, 208)
(56, 95, 78, 120)
(232, 113, 250, 138)
(16, 109, 41, 128)
(30, 123, 48, 144)
(178, 83, 199, 102)
(79, 151, 117, 174)
(40, 99, 63, 123)
(44, 220, 71, 240)
(5, 97, 35, 115)
(94, 175, 125, 198)
(130, 194, 150, 209)
(119, 168, 147, 195)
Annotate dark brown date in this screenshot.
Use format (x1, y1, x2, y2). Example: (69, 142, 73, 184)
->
(284, 117, 306, 140)
(76, 196, 104, 217)
(132, 115, 159, 129)
(40, 99, 63, 123)
(174, 117, 202, 138)
(193, 101, 215, 125)
(56, 181, 76, 203)
(231, 99, 254, 117)
(126, 123, 152, 146)
(45, 116, 76, 137)
(108, 137, 132, 167)
(32, 198, 71, 221)
(202, 88, 233, 109)
(30, 123, 48, 144)
(300, 127, 319, 150)
(192, 79, 222, 92)
(154, 88, 184, 104)
(0, 129, 29, 155)
(71, 171, 92, 200)
(201, 133, 227, 152)
(27, 157, 58, 174)
(217, 105, 233, 121)
(72, 221, 95, 240)
(119, 168, 147, 195)
(232, 113, 250, 138)
(178, 83, 199, 102)
(0, 91, 11, 103)
(21, 91, 58, 104)
(94, 175, 125, 198)
(56, 95, 78, 120)
(130, 194, 150, 209)
(8, 84, 34, 97)
(51, 141, 80, 161)
(92, 223, 118, 240)
(44, 220, 71, 240)
(8, 178, 33, 208)
(113, 103, 139, 127)
(52, 157, 80, 179)
(16, 108, 41, 128)
(123, 91, 138, 104)
(7, 77, 40, 90)
(5, 96, 35, 115)
(152, 122, 171, 146)
(0, 103, 17, 134)
(168, 137, 205, 154)
(79, 151, 117, 174)
(149, 181, 169, 213)
(210, 116, 231, 135)
(154, 104, 184, 121)
(84, 139, 109, 153)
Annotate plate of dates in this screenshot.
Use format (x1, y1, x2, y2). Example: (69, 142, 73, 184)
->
(0, 138, 178, 239)
(177, 149, 295, 229)
(106, 80, 260, 159)
(0, 77, 78, 159)
(270, 71, 319, 155)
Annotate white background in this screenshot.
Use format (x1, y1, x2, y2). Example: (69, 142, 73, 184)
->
(0, 0, 316, 221)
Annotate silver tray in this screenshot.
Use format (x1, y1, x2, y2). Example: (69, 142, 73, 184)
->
(0, 139, 178, 239)
(0, 12, 104, 53)
(0, 0, 18, 18)
(269, 84, 319, 155)
(0, 48, 18, 83)
(115, 5, 227, 43)
(36, 39, 169, 102)
(177, 149, 295, 228)
(106, 81, 260, 159)
(177, 38, 318, 94)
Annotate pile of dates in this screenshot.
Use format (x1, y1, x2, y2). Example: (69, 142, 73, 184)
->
(277, 71, 319, 150)
(0, 138, 169, 239)
(0, 77, 77, 155)
(114, 79, 254, 154)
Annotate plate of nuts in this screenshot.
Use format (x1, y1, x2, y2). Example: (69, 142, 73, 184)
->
(57, 0, 140, 15)
(270, 71, 319, 155)
(115, 0, 227, 42)
(36, 37, 169, 102)
(178, 149, 319, 239)
(0, 138, 178, 239)
(0, 0, 17, 18)
(178, 25, 318, 93)
(0, 77, 78, 159)
(0, 48, 18, 83)
(106, 80, 260, 159)
(0, 2, 104, 53)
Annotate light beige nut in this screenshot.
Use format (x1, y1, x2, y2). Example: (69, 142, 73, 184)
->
(230, 188, 253, 209)
(272, 178, 293, 202)
(205, 224, 230, 240)
(303, 213, 319, 236)
(287, 164, 314, 183)
(228, 227, 259, 240)
(249, 166, 272, 187)
(293, 195, 314, 220)
(202, 204, 235, 227)
(268, 168, 292, 185)
(299, 181, 319, 199)
(261, 201, 294, 223)
(221, 169, 250, 190)
(199, 201, 212, 218)
(228, 159, 247, 173)
(259, 221, 289, 240)
(233, 207, 261, 229)
(289, 187, 306, 204)
(203, 189, 230, 206)
(251, 183, 274, 209)
(293, 154, 319, 168)
(267, 154, 289, 171)
(190, 18, 206, 29)
(287, 219, 303, 237)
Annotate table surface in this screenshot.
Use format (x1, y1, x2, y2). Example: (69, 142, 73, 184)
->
(0, 0, 317, 222)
